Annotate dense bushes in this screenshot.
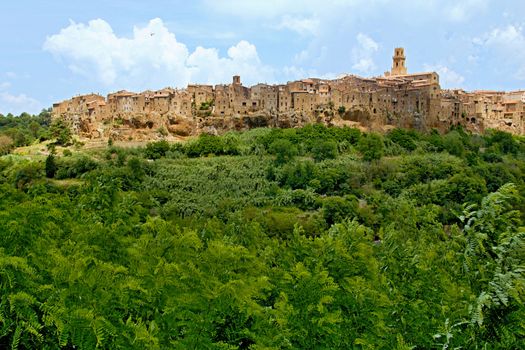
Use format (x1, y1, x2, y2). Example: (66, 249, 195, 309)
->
(0, 110, 51, 150)
(0, 123, 524, 348)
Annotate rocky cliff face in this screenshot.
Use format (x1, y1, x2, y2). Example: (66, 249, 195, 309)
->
(61, 106, 398, 142)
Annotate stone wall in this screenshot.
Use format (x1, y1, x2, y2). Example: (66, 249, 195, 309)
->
(52, 48, 525, 139)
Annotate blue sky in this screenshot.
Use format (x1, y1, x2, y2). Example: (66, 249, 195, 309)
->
(1, 0, 525, 114)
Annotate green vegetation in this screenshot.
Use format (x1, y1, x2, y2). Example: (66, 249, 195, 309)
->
(0, 109, 52, 147)
(1, 120, 525, 349)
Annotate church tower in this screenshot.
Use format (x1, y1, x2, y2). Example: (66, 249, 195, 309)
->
(391, 47, 407, 76)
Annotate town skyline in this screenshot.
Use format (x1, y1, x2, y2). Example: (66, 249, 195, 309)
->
(2, 0, 525, 115)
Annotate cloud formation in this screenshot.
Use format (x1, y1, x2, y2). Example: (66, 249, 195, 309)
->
(44, 18, 274, 90)
(474, 25, 525, 80)
(351, 33, 379, 74)
(445, 0, 489, 22)
(0, 91, 41, 115)
(275, 15, 320, 36)
(423, 64, 465, 87)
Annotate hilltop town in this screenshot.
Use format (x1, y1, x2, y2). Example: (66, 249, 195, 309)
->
(52, 48, 525, 141)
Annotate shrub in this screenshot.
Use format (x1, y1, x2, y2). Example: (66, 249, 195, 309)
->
(311, 140, 338, 162)
(322, 195, 357, 226)
(443, 131, 465, 157)
(185, 134, 239, 157)
(45, 154, 56, 178)
(387, 128, 418, 151)
(358, 133, 384, 161)
(50, 119, 72, 146)
(269, 139, 297, 165)
(0, 134, 14, 155)
(144, 140, 171, 159)
(55, 156, 98, 179)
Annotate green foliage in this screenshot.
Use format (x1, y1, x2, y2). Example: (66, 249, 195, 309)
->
(0, 125, 524, 349)
(0, 135, 14, 155)
(50, 119, 72, 146)
(0, 109, 51, 147)
(55, 156, 98, 179)
(144, 140, 170, 159)
(443, 130, 466, 157)
(358, 133, 384, 161)
(387, 128, 419, 151)
(269, 139, 297, 165)
(311, 140, 338, 162)
(484, 129, 521, 155)
(45, 154, 56, 178)
(199, 100, 214, 110)
(185, 133, 239, 157)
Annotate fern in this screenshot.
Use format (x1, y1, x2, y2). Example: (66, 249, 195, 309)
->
(10, 324, 21, 350)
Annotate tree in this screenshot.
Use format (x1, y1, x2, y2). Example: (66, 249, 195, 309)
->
(0, 134, 14, 155)
(311, 140, 338, 162)
(29, 121, 40, 138)
(269, 139, 297, 165)
(45, 154, 57, 178)
(50, 119, 72, 146)
(358, 133, 384, 161)
(144, 140, 170, 159)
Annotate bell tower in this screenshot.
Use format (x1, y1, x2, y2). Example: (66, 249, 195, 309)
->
(391, 47, 407, 76)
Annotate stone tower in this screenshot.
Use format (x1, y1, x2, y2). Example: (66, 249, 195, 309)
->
(391, 47, 407, 76)
(233, 75, 241, 85)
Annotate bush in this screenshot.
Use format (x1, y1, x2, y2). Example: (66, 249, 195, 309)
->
(322, 195, 357, 226)
(55, 156, 98, 179)
(311, 140, 338, 162)
(50, 119, 72, 146)
(387, 128, 418, 151)
(269, 139, 298, 165)
(13, 162, 43, 189)
(144, 140, 171, 159)
(443, 131, 465, 157)
(358, 133, 384, 161)
(45, 155, 56, 178)
(484, 129, 520, 155)
(0, 134, 14, 155)
(185, 134, 239, 157)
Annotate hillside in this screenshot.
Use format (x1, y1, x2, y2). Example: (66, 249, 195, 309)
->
(0, 122, 524, 348)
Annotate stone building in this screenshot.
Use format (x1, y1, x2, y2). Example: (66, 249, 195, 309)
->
(51, 47, 525, 139)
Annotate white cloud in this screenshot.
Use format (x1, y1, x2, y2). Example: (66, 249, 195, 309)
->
(351, 33, 379, 74)
(44, 18, 274, 89)
(423, 64, 465, 87)
(294, 49, 310, 64)
(356, 33, 379, 52)
(187, 41, 274, 84)
(275, 15, 320, 36)
(282, 65, 336, 81)
(0, 82, 11, 90)
(0, 92, 42, 115)
(446, 0, 488, 22)
(475, 25, 525, 80)
(202, 0, 361, 18)
(353, 59, 376, 74)
(0, 80, 41, 115)
(483, 25, 524, 45)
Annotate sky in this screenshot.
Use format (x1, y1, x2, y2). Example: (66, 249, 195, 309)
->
(1, 0, 525, 115)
